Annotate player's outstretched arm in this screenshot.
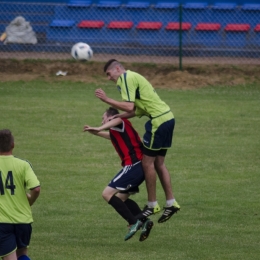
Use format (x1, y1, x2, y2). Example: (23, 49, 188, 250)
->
(95, 88, 135, 112)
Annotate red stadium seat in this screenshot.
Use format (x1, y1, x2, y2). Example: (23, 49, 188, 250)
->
(165, 22, 191, 31)
(107, 21, 133, 29)
(136, 22, 162, 30)
(224, 24, 250, 32)
(77, 20, 104, 28)
(254, 24, 260, 32)
(195, 23, 221, 31)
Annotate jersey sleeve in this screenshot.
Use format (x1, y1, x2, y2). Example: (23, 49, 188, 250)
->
(24, 162, 40, 190)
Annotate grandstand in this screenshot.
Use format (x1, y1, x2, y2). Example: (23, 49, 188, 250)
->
(0, 0, 260, 58)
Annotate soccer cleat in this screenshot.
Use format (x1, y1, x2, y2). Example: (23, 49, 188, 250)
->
(158, 200, 180, 223)
(124, 220, 143, 241)
(141, 203, 161, 218)
(139, 219, 154, 242)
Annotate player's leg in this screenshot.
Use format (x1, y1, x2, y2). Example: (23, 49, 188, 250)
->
(154, 152, 174, 201)
(3, 252, 17, 260)
(103, 186, 136, 225)
(155, 153, 180, 223)
(0, 224, 17, 260)
(14, 224, 32, 260)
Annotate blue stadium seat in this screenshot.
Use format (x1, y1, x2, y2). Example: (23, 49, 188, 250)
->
(210, 2, 238, 26)
(154, 2, 179, 9)
(47, 20, 76, 42)
(151, 2, 179, 24)
(125, 1, 150, 8)
(238, 4, 260, 29)
(183, 2, 209, 24)
(224, 23, 250, 47)
(67, 0, 92, 7)
(96, 0, 121, 7)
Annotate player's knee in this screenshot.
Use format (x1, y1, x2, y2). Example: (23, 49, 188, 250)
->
(102, 189, 111, 202)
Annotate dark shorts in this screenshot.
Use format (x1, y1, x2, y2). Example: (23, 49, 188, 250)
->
(0, 223, 32, 257)
(143, 118, 175, 151)
(108, 161, 145, 194)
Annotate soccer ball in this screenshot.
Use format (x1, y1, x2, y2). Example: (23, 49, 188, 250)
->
(71, 42, 93, 61)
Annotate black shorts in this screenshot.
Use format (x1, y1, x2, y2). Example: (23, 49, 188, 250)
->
(0, 223, 32, 258)
(108, 161, 145, 194)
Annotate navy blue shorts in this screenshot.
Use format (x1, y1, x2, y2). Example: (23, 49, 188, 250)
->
(108, 161, 145, 194)
(0, 223, 32, 257)
(143, 118, 175, 150)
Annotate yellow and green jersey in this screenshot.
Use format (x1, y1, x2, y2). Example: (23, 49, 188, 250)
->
(0, 155, 40, 223)
(116, 70, 174, 119)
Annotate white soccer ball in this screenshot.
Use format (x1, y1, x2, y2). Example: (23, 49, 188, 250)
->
(71, 42, 93, 61)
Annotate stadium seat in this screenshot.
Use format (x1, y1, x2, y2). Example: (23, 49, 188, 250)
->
(164, 22, 192, 46)
(48, 20, 76, 42)
(76, 20, 105, 43)
(96, 0, 121, 8)
(154, 2, 179, 9)
(212, 3, 237, 10)
(106, 21, 134, 44)
(125, 1, 150, 8)
(242, 4, 260, 11)
(183, 2, 209, 25)
(135, 21, 163, 45)
(253, 24, 260, 46)
(151, 2, 179, 24)
(50, 20, 75, 27)
(107, 21, 133, 29)
(194, 23, 222, 47)
(211, 2, 238, 26)
(77, 20, 105, 28)
(67, 0, 92, 7)
(224, 23, 251, 47)
(136, 21, 162, 30)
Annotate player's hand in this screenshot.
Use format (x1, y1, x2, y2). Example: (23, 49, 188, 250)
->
(83, 125, 99, 134)
(95, 88, 107, 102)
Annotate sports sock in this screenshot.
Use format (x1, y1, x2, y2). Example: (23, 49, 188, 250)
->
(18, 256, 30, 260)
(166, 199, 175, 207)
(147, 201, 158, 208)
(109, 195, 137, 225)
(124, 198, 142, 215)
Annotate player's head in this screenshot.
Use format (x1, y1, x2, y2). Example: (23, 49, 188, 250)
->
(104, 59, 125, 82)
(0, 129, 14, 153)
(102, 107, 119, 124)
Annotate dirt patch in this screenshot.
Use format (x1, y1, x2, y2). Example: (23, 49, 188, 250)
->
(1, 59, 259, 89)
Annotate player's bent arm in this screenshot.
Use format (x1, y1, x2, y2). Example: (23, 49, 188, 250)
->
(27, 186, 41, 206)
(102, 97, 134, 113)
(115, 111, 136, 119)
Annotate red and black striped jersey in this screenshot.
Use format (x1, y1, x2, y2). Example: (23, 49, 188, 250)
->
(109, 118, 143, 166)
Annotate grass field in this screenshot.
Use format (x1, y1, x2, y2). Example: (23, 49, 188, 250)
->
(1, 79, 260, 260)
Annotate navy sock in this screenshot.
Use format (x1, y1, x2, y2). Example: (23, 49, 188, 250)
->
(108, 195, 137, 225)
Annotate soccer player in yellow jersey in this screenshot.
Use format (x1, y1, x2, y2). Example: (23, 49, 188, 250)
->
(95, 59, 180, 223)
(0, 129, 40, 260)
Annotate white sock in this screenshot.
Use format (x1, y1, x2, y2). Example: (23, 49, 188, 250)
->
(147, 201, 158, 208)
(166, 199, 175, 207)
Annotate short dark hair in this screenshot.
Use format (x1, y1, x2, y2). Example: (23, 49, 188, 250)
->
(103, 59, 118, 72)
(106, 107, 119, 117)
(0, 129, 14, 152)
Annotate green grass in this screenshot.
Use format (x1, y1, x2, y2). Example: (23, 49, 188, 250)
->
(0, 80, 260, 260)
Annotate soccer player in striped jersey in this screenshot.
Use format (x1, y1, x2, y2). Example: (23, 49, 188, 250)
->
(83, 107, 153, 241)
(95, 59, 180, 224)
(0, 129, 40, 260)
